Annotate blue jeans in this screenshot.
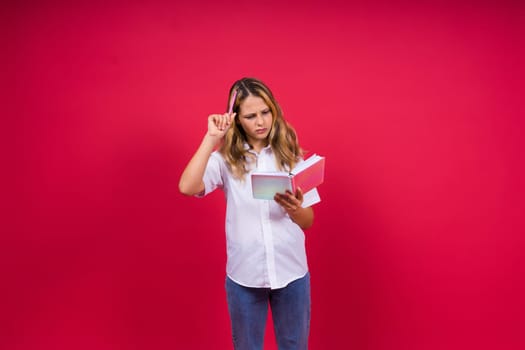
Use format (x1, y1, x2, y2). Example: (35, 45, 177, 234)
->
(225, 273, 311, 350)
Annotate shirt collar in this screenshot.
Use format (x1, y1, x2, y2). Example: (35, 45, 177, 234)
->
(244, 142, 272, 155)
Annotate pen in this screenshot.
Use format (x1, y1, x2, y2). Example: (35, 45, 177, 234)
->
(228, 89, 238, 114)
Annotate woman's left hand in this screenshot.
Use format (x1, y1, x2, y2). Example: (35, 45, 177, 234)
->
(274, 188, 304, 214)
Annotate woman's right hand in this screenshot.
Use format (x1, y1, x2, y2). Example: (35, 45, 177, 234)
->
(207, 112, 236, 139)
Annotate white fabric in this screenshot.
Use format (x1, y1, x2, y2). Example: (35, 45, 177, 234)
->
(198, 146, 321, 289)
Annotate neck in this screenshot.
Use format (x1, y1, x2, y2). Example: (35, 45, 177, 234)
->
(247, 137, 268, 153)
(251, 141, 269, 153)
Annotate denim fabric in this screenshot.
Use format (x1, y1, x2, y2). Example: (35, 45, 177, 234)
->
(225, 273, 310, 350)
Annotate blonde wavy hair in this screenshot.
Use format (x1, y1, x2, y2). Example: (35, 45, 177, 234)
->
(219, 77, 303, 179)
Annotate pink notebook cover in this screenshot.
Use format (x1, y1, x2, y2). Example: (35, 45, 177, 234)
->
(251, 155, 325, 200)
(290, 157, 325, 194)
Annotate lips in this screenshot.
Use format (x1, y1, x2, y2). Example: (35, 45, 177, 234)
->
(255, 128, 267, 134)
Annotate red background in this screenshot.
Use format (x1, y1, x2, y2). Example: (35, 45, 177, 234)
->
(3, 1, 524, 349)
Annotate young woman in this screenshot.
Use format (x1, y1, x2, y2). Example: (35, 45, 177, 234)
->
(179, 77, 321, 350)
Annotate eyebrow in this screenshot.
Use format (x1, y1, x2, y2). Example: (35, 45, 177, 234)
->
(241, 107, 271, 118)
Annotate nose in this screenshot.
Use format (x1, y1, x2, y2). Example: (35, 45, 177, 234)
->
(255, 114, 264, 126)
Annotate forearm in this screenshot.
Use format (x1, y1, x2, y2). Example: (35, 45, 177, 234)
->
(178, 134, 220, 196)
(288, 206, 314, 230)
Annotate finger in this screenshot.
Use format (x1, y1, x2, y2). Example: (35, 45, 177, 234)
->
(284, 190, 299, 204)
(224, 113, 231, 129)
(209, 115, 220, 129)
(208, 114, 228, 135)
(284, 190, 302, 209)
(287, 194, 298, 206)
(217, 114, 225, 130)
(274, 193, 288, 207)
(225, 115, 234, 131)
(228, 112, 236, 125)
(295, 187, 304, 202)
(223, 113, 232, 130)
(277, 193, 298, 211)
(223, 113, 232, 129)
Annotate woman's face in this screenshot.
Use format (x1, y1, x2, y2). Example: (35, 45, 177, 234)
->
(237, 95, 273, 149)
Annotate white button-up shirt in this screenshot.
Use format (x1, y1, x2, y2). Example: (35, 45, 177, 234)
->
(199, 146, 321, 289)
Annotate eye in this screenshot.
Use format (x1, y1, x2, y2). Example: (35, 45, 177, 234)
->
(244, 115, 255, 119)
(262, 109, 271, 115)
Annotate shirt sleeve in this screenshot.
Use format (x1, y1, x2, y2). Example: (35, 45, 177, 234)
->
(195, 151, 224, 198)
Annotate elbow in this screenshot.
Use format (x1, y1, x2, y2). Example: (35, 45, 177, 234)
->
(179, 188, 192, 197)
(178, 180, 193, 196)
(294, 215, 314, 230)
(301, 210, 314, 230)
(292, 207, 314, 230)
(178, 179, 203, 197)
(301, 220, 314, 230)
